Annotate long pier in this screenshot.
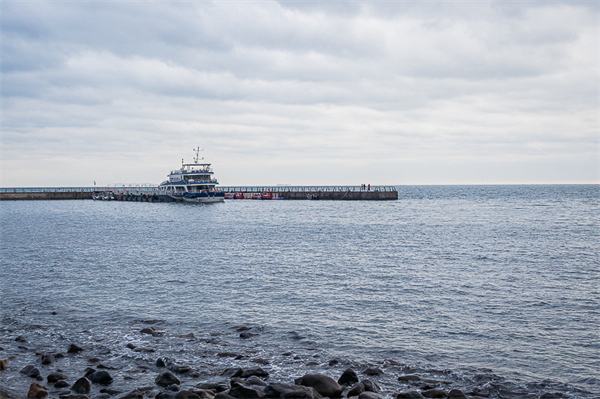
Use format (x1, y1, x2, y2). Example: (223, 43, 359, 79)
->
(0, 186, 398, 201)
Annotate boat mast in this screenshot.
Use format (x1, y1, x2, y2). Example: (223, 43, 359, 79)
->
(193, 147, 204, 164)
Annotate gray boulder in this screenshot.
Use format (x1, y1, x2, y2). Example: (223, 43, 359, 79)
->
(294, 374, 342, 398)
(155, 371, 180, 387)
(264, 383, 321, 399)
(229, 380, 265, 399)
(337, 369, 359, 385)
(396, 392, 425, 399)
(89, 371, 113, 384)
(71, 377, 91, 394)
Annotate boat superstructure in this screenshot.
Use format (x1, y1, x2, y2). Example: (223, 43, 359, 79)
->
(157, 148, 225, 203)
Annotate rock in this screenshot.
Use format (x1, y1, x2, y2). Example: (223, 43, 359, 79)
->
(363, 369, 383, 377)
(396, 392, 425, 399)
(15, 336, 28, 342)
(71, 377, 91, 394)
(97, 395, 112, 399)
(182, 333, 196, 339)
(236, 326, 251, 332)
(88, 358, 101, 364)
(361, 380, 379, 393)
(447, 390, 467, 399)
(221, 368, 243, 378)
(156, 393, 176, 399)
(421, 389, 447, 398)
(155, 371, 180, 387)
(141, 328, 155, 335)
(264, 383, 321, 399)
(241, 367, 269, 378)
(469, 388, 489, 398)
(55, 381, 70, 389)
(239, 332, 256, 339)
(28, 382, 48, 399)
(119, 391, 144, 399)
(157, 358, 169, 368)
(175, 391, 201, 399)
(41, 354, 55, 365)
(196, 383, 228, 393)
(89, 371, 113, 385)
(54, 353, 66, 359)
(359, 393, 383, 399)
(252, 359, 270, 365)
(539, 394, 562, 399)
(246, 376, 267, 387)
(84, 368, 97, 376)
(0, 359, 7, 370)
(68, 344, 84, 353)
(48, 372, 67, 383)
(167, 385, 180, 392)
(398, 375, 421, 382)
(347, 383, 365, 397)
(337, 369, 359, 385)
(191, 390, 215, 399)
(100, 389, 124, 396)
(328, 360, 339, 366)
(169, 365, 191, 374)
(20, 365, 41, 378)
(294, 374, 343, 398)
(126, 344, 137, 350)
(214, 394, 236, 399)
(228, 381, 265, 399)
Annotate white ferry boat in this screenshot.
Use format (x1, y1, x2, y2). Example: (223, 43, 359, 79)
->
(157, 148, 225, 203)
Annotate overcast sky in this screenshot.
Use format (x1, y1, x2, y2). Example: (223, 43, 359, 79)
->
(1, 1, 598, 187)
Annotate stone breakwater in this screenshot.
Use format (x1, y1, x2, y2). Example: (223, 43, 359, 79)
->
(0, 326, 569, 399)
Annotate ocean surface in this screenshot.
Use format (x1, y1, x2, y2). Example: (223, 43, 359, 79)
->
(1, 185, 599, 399)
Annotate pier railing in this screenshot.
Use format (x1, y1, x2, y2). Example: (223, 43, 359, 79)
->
(220, 186, 397, 193)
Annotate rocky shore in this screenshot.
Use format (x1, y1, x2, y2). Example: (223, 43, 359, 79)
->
(0, 326, 568, 399)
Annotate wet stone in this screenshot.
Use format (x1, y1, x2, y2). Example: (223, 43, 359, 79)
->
(20, 365, 41, 378)
(119, 390, 144, 399)
(217, 353, 238, 358)
(228, 380, 265, 399)
(15, 336, 28, 343)
(469, 388, 490, 398)
(155, 371, 180, 387)
(126, 344, 136, 350)
(28, 382, 48, 399)
(239, 332, 256, 339)
(363, 368, 383, 377)
(41, 354, 55, 365)
(361, 380, 380, 393)
(359, 392, 383, 399)
(68, 344, 84, 354)
(447, 390, 467, 399)
(156, 392, 176, 399)
(421, 389, 448, 398)
(100, 389, 123, 396)
(396, 392, 426, 399)
(348, 383, 365, 397)
(196, 383, 228, 393)
(0, 359, 7, 370)
(295, 374, 343, 398)
(222, 368, 243, 378)
(156, 358, 169, 368)
(398, 375, 421, 382)
(54, 381, 71, 389)
(48, 372, 67, 383)
(241, 367, 269, 378)
(246, 376, 267, 387)
(167, 385, 180, 392)
(174, 391, 201, 399)
(72, 377, 92, 394)
(338, 368, 359, 385)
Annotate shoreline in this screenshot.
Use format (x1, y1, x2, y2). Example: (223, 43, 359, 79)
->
(0, 325, 589, 399)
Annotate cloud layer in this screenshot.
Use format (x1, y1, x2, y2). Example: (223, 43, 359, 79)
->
(2, 1, 598, 186)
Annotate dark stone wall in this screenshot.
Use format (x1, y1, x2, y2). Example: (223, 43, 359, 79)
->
(0, 192, 93, 200)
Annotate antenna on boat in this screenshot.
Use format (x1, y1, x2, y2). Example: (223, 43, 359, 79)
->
(193, 147, 204, 164)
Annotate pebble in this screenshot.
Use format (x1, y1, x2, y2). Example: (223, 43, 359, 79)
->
(363, 368, 383, 376)
(47, 372, 67, 383)
(398, 375, 421, 382)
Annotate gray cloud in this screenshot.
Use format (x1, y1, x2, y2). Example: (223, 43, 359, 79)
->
(1, 1, 597, 186)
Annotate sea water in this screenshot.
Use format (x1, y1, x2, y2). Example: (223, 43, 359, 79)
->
(1, 185, 598, 398)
